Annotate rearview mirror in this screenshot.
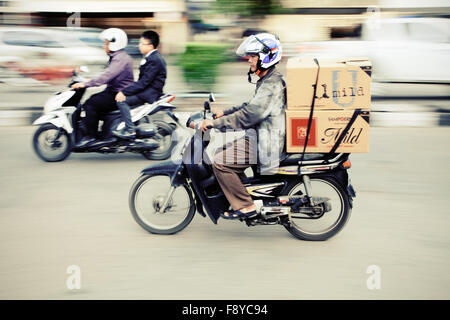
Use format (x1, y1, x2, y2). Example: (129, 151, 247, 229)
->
(79, 66, 89, 73)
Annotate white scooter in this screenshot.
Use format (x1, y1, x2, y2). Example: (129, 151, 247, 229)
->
(32, 67, 184, 162)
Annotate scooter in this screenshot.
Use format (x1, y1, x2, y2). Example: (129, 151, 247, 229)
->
(32, 66, 183, 162)
(128, 94, 356, 241)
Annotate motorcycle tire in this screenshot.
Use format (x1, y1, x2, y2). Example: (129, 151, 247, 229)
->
(33, 124, 72, 162)
(141, 120, 177, 160)
(129, 174, 196, 235)
(283, 175, 351, 241)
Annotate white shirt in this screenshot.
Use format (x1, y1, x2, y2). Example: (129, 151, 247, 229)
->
(140, 49, 157, 66)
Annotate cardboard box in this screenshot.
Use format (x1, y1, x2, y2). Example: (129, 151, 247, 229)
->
(286, 57, 372, 110)
(286, 109, 370, 153)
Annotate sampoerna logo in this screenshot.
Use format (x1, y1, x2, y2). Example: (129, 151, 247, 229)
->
(328, 116, 351, 122)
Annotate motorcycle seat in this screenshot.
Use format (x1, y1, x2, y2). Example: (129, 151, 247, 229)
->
(280, 153, 337, 165)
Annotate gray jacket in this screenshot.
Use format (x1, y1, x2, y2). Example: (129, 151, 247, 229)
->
(84, 49, 134, 93)
(213, 67, 287, 173)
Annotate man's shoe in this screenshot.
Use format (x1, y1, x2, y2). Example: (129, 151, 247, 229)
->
(75, 136, 95, 148)
(112, 128, 136, 140)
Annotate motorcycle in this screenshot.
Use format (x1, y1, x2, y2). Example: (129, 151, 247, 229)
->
(128, 94, 356, 241)
(32, 66, 183, 162)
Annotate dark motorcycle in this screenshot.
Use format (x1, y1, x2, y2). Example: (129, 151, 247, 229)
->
(128, 94, 356, 241)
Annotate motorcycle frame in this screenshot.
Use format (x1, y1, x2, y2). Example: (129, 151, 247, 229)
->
(33, 86, 178, 146)
(140, 127, 354, 225)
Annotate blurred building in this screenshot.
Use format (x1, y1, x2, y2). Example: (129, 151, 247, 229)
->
(0, 0, 189, 54)
(263, 0, 450, 42)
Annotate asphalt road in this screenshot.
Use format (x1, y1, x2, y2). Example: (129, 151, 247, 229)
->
(0, 126, 449, 299)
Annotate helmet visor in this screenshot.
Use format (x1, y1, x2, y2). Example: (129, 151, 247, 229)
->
(236, 35, 261, 57)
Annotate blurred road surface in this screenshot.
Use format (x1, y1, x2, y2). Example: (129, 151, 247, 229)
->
(0, 126, 449, 299)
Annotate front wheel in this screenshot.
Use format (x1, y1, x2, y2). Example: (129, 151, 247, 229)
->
(283, 176, 351, 241)
(33, 124, 72, 162)
(129, 174, 195, 235)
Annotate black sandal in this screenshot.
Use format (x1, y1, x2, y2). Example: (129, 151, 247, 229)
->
(234, 210, 258, 219)
(220, 211, 240, 220)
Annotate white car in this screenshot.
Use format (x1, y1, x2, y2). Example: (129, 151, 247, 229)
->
(0, 27, 108, 68)
(292, 17, 450, 97)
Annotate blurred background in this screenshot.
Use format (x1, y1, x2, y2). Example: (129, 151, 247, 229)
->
(0, 0, 449, 300)
(0, 0, 449, 115)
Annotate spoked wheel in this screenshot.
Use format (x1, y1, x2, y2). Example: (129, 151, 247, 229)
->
(33, 124, 72, 162)
(142, 120, 176, 160)
(283, 176, 351, 241)
(129, 174, 195, 235)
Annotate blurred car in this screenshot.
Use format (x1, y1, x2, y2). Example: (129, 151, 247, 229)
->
(48, 27, 105, 49)
(241, 28, 267, 38)
(124, 38, 142, 58)
(50, 28, 142, 59)
(189, 19, 220, 34)
(292, 17, 450, 97)
(0, 27, 108, 82)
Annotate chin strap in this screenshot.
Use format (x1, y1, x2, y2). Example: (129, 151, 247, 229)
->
(247, 68, 257, 84)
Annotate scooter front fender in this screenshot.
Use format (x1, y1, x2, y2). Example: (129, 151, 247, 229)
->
(33, 114, 58, 126)
(141, 159, 183, 180)
(33, 110, 73, 134)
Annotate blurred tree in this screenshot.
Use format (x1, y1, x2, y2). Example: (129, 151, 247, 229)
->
(214, 0, 283, 16)
(177, 43, 233, 92)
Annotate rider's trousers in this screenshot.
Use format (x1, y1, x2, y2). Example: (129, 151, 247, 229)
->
(116, 95, 145, 131)
(212, 136, 257, 211)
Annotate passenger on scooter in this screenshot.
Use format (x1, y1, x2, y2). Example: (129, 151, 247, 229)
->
(113, 30, 167, 139)
(200, 33, 287, 220)
(72, 28, 134, 148)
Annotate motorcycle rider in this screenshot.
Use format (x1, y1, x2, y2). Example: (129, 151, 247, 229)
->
(72, 28, 134, 148)
(201, 33, 286, 220)
(113, 30, 167, 139)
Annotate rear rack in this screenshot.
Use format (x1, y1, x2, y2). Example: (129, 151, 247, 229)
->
(268, 153, 347, 175)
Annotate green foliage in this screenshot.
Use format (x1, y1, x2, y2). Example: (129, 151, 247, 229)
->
(214, 0, 283, 16)
(177, 42, 232, 91)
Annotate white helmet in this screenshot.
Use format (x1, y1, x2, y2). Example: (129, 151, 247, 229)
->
(99, 28, 128, 52)
(236, 33, 282, 69)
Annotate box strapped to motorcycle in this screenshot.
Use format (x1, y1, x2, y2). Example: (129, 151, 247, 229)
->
(297, 59, 364, 172)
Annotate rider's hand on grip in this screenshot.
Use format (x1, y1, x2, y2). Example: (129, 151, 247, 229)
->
(201, 119, 214, 132)
(71, 83, 85, 90)
(212, 109, 224, 119)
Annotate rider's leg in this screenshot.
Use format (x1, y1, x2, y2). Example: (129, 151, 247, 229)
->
(212, 137, 257, 215)
(78, 89, 116, 147)
(114, 95, 145, 139)
(84, 90, 117, 135)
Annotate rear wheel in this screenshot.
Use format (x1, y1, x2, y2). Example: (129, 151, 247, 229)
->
(129, 174, 195, 235)
(33, 124, 72, 162)
(141, 120, 176, 160)
(283, 176, 351, 241)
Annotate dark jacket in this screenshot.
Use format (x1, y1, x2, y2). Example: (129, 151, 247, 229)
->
(122, 50, 167, 103)
(84, 49, 134, 93)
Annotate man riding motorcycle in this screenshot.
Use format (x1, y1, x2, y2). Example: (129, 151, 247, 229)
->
(200, 33, 286, 220)
(71, 28, 134, 148)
